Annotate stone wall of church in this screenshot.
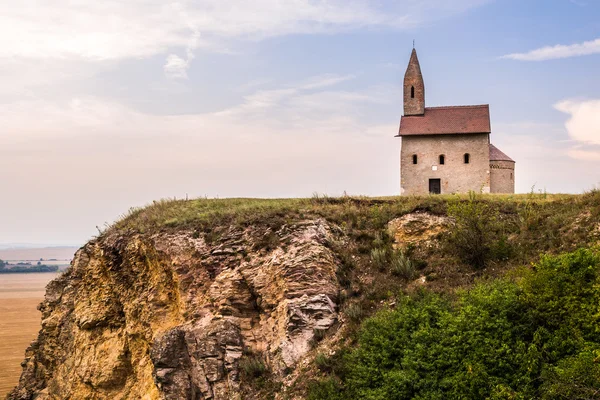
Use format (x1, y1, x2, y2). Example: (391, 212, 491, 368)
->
(400, 133, 491, 195)
(490, 160, 515, 194)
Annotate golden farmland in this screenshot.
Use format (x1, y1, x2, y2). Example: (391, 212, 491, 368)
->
(0, 273, 58, 398)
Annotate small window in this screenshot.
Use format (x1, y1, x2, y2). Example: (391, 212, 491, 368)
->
(411, 86, 415, 98)
(412, 154, 418, 164)
(439, 155, 445, 165)
(510, 172, 513, 179)
(464, 153, 470, 164)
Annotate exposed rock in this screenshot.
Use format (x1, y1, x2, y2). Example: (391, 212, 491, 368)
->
(8, 219, 340, 400)
(388, 212, 450, 248)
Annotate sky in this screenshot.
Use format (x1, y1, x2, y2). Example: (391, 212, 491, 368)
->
(1, 0, 599, 246)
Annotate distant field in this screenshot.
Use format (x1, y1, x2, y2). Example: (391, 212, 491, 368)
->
(0, 273, 58, 398)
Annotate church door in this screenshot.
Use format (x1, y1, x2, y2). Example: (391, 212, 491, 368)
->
(429, 179, 441, 194)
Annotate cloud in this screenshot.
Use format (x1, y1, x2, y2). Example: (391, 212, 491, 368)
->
(491, 122, 600, 193)
(0, 74, 402, 243)
(0, 73, 398, 193)
(501, 38, 600, 61)
(567, 148, 600, 161)
(554, 99, 600, 145)
(0, 1, 489, 63)
(164, 54, 192, 79)
(163, 4, 200, 79)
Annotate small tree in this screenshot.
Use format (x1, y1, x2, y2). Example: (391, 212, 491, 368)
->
(447, 193, 499, 269)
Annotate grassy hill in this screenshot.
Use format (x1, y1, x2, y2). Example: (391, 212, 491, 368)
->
(10, 191, 600, 400)
(105, 191, 600, 398)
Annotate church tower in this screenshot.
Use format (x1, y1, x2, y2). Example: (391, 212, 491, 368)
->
(403, 48, 425, 116)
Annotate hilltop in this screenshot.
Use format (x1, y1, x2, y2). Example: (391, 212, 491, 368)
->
(8, 192, 600, 399)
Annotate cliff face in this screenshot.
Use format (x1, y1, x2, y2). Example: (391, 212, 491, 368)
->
(10, 194, 598, 400)
(9, 219, 340, 400)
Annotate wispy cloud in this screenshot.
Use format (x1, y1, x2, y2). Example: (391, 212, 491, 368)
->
(163, 3, 200, 79)
(0, 1, 490, 63)
(501, 38, 600, 61)
(164, 31, 200, 79)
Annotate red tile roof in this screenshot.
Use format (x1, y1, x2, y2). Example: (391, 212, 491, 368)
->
(397, 105, 491, 136)
(489, 144, 514, 162)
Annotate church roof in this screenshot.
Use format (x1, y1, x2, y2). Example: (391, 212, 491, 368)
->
(489, 144, 514, 162)
(397, 104, 491, 136)
(405, 49, 423, 78)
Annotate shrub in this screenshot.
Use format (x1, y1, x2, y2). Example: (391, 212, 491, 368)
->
(309, 249, 600, 400)
(390, 250, 415, 280)
(344, 303, 364, 322)
(239, 353, 268, 380)
(314, 352, 332, 372)
(447, 193, 506, 269)
(307, 378, 342, 400)
(370, 248, 389, 270)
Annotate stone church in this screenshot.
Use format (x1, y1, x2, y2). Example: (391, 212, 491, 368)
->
(396, 48, 515, 195)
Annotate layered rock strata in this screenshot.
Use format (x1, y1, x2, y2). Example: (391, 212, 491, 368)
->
(8, 219, 339, 400)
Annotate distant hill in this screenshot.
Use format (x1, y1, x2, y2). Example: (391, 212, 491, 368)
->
(0, 246, 79, 262)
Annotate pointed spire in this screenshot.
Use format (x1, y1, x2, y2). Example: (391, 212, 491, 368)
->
(403, 48, 425, 116)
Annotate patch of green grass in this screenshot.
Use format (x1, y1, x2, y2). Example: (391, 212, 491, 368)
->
(239, 351, 268, 380)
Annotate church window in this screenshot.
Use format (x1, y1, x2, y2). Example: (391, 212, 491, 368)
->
(464, 153, 470, 164)
(412, 154, 418, 164)
(411, 86, 415, 98)
(439, 155, 445, 165)
(510, 172, 513, 179)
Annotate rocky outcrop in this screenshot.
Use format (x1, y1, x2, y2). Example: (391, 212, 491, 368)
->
(8, 219, 340, 400)
(388, 212, 450, 248)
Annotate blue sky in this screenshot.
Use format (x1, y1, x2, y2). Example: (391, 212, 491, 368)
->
(0, 0, 599, 245)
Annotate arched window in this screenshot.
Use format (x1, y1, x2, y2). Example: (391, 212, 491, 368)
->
(412, 154, 418, 164)
(439, 155, 445, 165)
(411, 86, 415, 98)
(510, 172, 513, 179)
(464, 153, 470, 164)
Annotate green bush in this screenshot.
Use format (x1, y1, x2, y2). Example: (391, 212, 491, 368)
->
(314, 352, 332, 372)
(447, 193, 511, 269)
(309, 249, 600, 400)
(307, 378, 343, 400)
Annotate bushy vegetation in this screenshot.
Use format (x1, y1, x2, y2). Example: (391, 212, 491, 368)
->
(446, 192, 515, 269)
(103, 192, 600, 398)
(390, 250, 415, 280)
(239, 353, 268, 380)
(309, 249, 600, 400)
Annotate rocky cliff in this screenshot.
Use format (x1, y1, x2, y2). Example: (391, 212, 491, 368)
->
(9, 217, 342, 400)
(9, 194, 598, 400)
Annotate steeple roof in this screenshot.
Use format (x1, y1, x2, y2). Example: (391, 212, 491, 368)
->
(405, 48, 422, 77)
